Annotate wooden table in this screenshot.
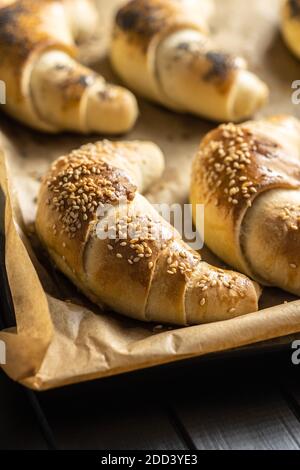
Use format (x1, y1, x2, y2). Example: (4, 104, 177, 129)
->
(1, 348, 300, 450)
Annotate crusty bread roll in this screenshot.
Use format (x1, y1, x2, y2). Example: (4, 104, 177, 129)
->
(110, 0, 269, 122)
(36, 140, 260, 325)
(281, 0, 300, 59)
(0, 0, 138, 134)
(191, 115, 300, 295)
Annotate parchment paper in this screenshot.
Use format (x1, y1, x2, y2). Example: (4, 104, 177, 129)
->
(1, 0, 300, 391)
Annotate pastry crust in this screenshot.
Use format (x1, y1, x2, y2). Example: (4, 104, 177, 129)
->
(110, 0, 268, 122)
(36, 140, 260, 325)
(191, 115, 300, 295)
(0, 0, 138, 133)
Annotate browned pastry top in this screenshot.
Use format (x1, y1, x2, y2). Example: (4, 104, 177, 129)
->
(0, 0, 75, 100)
(164, 41, 242, 93)
(116, 0, 180, 39)
(114, 0, 201, 52)
(0, 0, 74, 57)
(43, 142, 138, 243)
(193, 122, 300, 223)
(38, 142, 139, 271)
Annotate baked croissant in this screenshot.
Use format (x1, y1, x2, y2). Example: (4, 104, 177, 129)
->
(191, 115, 300, 296)
(281, 0, 300, 59)
(110, 0, 269, 123)
(36, 140, 260, 325)
(0, 0, 138, 134)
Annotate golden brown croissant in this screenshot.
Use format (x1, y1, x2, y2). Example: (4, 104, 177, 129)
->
(35, 139, 260, 326)
(110, 0, 269, 122)
(191, 115, 300, 295)
(281, 0, 300, 59)
(0, 0, 138, 133)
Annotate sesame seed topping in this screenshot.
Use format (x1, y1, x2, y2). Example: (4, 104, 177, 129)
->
(195, 123, 258, 208)
(45, 142, 137, 239)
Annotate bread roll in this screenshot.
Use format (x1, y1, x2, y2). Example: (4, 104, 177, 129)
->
(0, 0, 138, 134)
(36, 140, 260, 325)
(191, 115, 300, 295)
(110, 0, 268, 122)
(281, 0, 300, 59)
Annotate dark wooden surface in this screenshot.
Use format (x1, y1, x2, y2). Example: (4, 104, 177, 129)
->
(1, 349, 300, 450)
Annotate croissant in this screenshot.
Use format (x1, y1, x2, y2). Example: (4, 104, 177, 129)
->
(0, 0, 138, 134)
(191, 115, 300, 296)
(110, 0, 269, 123)
(281, 0, 300, 59)
(36, 140, 260, 325)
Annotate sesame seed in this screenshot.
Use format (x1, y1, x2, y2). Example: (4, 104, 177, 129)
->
(153, 325, 164, 331)
(290, 263, 297, 269)
(200, 298, 206, 306)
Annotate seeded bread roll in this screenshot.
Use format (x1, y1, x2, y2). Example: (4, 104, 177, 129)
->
(0, 0, 138, 134)
(36, 140, 260, 325)
(191, 115, 300, 295)
(110, 0, 268, 122)
(281, 0, 300, 59)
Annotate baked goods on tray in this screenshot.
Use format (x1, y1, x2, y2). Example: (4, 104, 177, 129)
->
(110, 0, 269, 122)
(191, 115, 300, 295)
(36, 140, 260, 325)
(0, 0, 138, 133)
